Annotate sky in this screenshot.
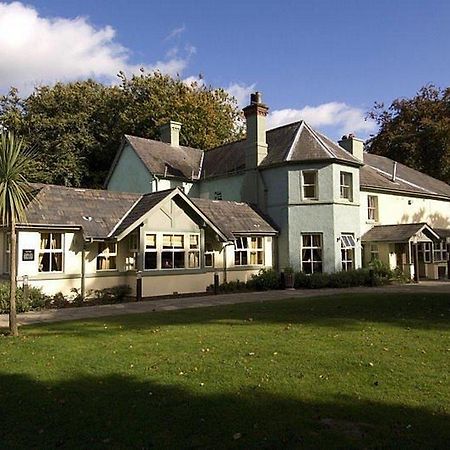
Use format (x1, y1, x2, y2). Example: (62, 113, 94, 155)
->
(0, 0, 449, 140)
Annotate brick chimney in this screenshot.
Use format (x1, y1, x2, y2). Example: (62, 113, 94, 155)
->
(338, 133, 364, 162)
(243, 92, 269, 168)
(160, 121, 182, 147)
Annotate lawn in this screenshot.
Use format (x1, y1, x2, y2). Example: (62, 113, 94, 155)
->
(0, 292, 449, 449)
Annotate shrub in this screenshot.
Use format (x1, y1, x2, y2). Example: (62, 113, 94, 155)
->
(92, 285, 132, 305)
(248, 269, 281, 291)
(0, 282, 48, 314)
(369, 259, 393, 279)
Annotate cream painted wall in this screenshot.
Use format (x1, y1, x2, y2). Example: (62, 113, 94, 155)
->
(360, 190, 450, 235)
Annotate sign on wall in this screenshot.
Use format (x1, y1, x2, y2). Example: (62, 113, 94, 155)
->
(22, 249, 35, 261)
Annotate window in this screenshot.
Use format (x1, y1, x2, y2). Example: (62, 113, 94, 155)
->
(97, 242, 117, 270)
(302, 171, 318, 199)
(340, 172, 353, 201)
(370, 244, 379, 261)
(234, 237, 248, 266)
(204, 241, 215, 268)
(367, 195, 378, 221)
(162, 234, 185, 269)
(301, 234, 322, 274)
(39, 232, 63, 272)
(249, 237, 264, 265)
(144, 234, 157, 270)
(188, 234, 200, 268)
(234, 237, 265, 266)
(418, 242, 432, 263)
(341, 233, 355, 271)
(433, 241, 448, 262)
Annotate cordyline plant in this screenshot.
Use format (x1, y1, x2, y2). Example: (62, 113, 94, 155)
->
(0, 131, 34, 336)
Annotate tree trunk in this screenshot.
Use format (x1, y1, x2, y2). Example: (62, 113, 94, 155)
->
(9, 217, 18, 337)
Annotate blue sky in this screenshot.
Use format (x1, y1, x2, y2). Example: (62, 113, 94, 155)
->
(0, 0, 449, 139)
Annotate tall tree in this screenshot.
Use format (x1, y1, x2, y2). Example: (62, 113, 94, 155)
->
(367, 85, 450, 184)
(0, 132, 34, 336)
(0, 72, 243, 188)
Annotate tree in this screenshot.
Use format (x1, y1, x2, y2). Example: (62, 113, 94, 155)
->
(367, 85, 450, 184)
(0, 132, 34, 336)
(0, 72, 244, 188)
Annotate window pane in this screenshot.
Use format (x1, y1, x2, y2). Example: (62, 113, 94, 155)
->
(250, 238, 257, 249)
(146, 234, 156, 248)
(172, 235, 184, 248)
(108, 255, 116, 270)
(257, 237, 263, 249)
(302, 235, 311, 247)
(40, 233, 50, 250)
(39, 253, 50, 272)
(52, 233, 62, 250)
(144, 252, 157, 269)
(257, 251, 264, 265)
(241, 252, 248, 265)
(163, 235, 171, 248)
(312, 235, 321, 247)
(174, 251, 185, 268)
(188, 251, 199, 268)
(303, 172, 316, 184)
(250, 251, 257, 265)
(190, 235, 199, 249)
(304, 186, 316, 198)
(205, 253, 214, 267)
(96, 256, 107, 271)
(161, 252, 173, 268)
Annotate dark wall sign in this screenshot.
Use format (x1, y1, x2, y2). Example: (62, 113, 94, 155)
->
(22, 249, 35, 261)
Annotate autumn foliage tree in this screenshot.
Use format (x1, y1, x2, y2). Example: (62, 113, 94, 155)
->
(367, 85, 450, 184)
(0, 72, 243, 187)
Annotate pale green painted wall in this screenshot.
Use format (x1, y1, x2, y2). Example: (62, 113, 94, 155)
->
(107, 144, 154, 193)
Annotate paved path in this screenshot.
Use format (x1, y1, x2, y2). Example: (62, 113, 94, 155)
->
(1, 281, 449, 328)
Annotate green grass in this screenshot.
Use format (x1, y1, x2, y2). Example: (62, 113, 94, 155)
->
(0, 292, 449, 449)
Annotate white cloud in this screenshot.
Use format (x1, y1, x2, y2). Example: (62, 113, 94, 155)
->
(0, 2, 190, 93)
(268, 102, 376, 138)
(164, 25, 186, 41)
(226, 82, 256, 107)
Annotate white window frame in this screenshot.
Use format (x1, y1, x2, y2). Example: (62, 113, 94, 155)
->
(341, 233, 355, 271)
(125, 231, 139, 271)
(419, 242, 432, 263)
(96, 241, 117, 271)
(144, 233, 157, 270)
(302, 170, 318, 200)
(433, 241, 447, 262)
(234, 236, 265, 267)
(204, 240, 215, 268)
(39, 232, 64, 273)
(188, 234, 200, 269)
(367, 195, 378, 221)
(301, 233, 323, 274)
(340, 171, 353, 201)
(143, 232, 201, 271)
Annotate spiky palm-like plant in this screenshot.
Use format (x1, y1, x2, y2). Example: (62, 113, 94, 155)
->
(0, 131, 34, 336)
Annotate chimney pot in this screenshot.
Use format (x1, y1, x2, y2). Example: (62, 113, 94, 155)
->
(338, 134, 364, 162)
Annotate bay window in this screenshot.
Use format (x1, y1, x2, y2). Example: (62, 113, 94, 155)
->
(39, 232, 63, 272)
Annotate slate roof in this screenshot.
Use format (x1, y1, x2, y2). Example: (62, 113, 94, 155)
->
(19, 184, 276, 241)
(191, 198, 278, 240)
(362, 153, 450, 199)
(362, 223, 437, 242)
(125, 135, 203, 179)
(201, 121, 362, 178)
(23, 184, 140, 239)
(435, 228, 450, 239)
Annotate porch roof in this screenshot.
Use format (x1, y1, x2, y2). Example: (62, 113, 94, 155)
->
(362, 223, 440, 243)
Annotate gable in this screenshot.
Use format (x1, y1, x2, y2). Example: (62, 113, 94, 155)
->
(107, 143, 154, 193)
